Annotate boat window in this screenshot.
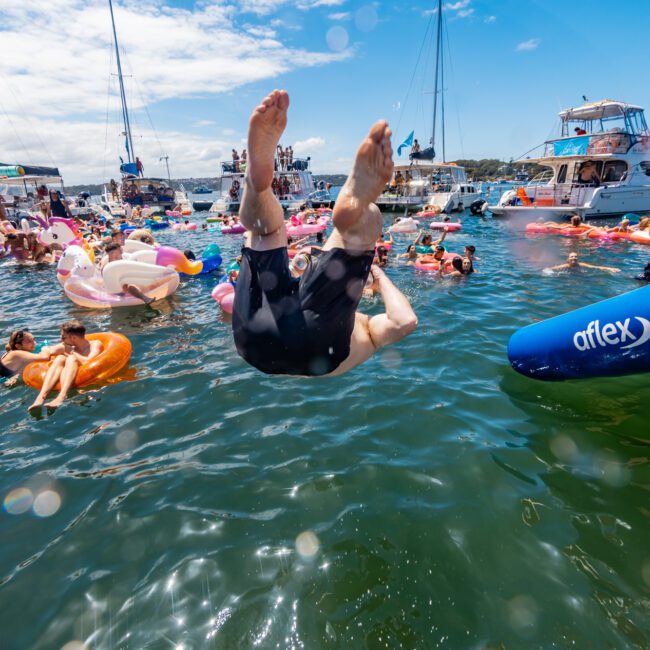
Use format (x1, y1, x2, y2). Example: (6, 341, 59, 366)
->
(602, 161, 627, 183)
(642, 162, 650, 177)
(557, 164, 567, 184)
(461, 186, 465, 193)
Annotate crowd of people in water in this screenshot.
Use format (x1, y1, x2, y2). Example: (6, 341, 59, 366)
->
(2, 90, 650, 413)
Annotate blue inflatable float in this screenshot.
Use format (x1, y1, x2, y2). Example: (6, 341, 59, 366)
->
(508, 285, 650, 381)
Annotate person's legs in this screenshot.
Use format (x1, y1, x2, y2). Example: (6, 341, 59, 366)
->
(239, 90, 289, 252)
(323, 120, 394, 252)
(44, 355, 79, 409)
(28, 355, 65, 411)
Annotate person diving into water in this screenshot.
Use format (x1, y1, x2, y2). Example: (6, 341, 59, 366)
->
(232, 90, 417, 376)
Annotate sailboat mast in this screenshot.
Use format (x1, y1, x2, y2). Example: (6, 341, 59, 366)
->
(108, 0, 135, 164)
(431, 0, 443, 159)
(440, 16, 446, 163)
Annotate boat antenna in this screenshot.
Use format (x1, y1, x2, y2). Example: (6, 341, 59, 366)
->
(108, 0, 135, 165)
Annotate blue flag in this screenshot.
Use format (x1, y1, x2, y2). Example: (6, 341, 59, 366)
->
(397, 130, 414, 156)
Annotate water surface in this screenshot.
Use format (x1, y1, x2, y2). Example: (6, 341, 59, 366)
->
(1, 211, 649, 649)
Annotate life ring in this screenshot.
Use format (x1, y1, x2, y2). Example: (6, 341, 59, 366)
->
(23, 332, 132, 389)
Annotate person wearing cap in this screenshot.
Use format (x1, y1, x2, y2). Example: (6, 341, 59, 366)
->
(574, 127, 587, 136)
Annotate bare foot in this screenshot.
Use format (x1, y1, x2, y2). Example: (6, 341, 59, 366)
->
(247, 90, 289, 192)
(28, 396, 45, 413)
(44, 396, 65, 410)
(333, 120, 394, 231)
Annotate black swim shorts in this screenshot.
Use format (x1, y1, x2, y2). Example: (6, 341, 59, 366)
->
(232, 246, 374, 376)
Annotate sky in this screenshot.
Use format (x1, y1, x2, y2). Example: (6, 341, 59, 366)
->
(1, 0, 650, 184)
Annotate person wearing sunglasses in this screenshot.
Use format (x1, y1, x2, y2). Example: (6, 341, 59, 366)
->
(1, 329, 57, 385)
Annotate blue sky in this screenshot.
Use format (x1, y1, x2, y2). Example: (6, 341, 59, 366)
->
(2, 0, 650, 183)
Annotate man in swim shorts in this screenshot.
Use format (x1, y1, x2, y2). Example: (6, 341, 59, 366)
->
(232, 90, 417, 376)
(28, 320, 102, 413)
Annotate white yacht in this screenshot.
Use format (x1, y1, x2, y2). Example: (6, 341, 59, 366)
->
(490, 99, 650, 220)
(210, 156, 316, 213)
(376, 162, 479, 212)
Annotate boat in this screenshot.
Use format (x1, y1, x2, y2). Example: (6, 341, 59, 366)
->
(193, 185, 213, 194)
(489, 99, 650, 220)
(375, 0, 478, 213)
(192, 200, 213, 212)
(102, 0, 176, 217)
(0, 164, 92, 221)
(209, 155, 317, 213)
(308, 188, 335, 209)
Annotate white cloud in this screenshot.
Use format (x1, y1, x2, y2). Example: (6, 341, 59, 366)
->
(423, 0, 473, 18)
(292, 137, 326, 156)
(484, 15, 496, 23)
(0, 0, 353, 183)
(328, 11, 350, 20)
(194, 120, 217, 127)
(222, 128, 237, 137)
(239, 0, 345, 15)
(516, 38, 541, 51)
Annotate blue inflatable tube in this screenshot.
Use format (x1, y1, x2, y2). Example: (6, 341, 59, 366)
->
(508, 285, 650, 380)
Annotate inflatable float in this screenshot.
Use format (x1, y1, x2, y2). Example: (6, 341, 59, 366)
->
(212, 281, 235, 314)
(525, 223, 591, 237)
(414, 252, 460, 273)
(508, 285, 650, 380)
(430, 221, 462, 231)
(221, 223, 246, 234)
(389, 217, 418, 234)
(286, 216, 329, 237)
(23, 332, 132, 389)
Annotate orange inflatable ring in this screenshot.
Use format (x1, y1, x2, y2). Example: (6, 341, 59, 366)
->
(23, 332, 132, 390)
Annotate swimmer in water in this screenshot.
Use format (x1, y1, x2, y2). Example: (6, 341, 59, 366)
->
(232, 89, 417, 376)
(636, 261, 650, 281)
(544, 252, 621, 274)
(1, 329, 60, 386)
(445, 256, 474, 277)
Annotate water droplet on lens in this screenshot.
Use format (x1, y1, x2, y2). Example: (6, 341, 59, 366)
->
(296, 531, 319, 558)
(33, 490, 61, 517)
(4, 487, 33, 514)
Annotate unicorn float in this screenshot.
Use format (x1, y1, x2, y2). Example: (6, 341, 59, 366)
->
(50, 225, 203, 308)
(39, 217, 96, 268)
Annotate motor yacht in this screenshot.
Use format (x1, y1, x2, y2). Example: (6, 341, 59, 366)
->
(490, 99, 650, 220)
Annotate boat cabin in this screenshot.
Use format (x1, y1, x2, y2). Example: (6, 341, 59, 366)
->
(120, 176, 175, 206)
(0, 164, 65, 218)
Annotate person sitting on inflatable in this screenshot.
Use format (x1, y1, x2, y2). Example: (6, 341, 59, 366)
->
(127, 229, 156, 246)
(603, 217, 631, 233)
(544, 252, 621, 274)
(414, 228, 447, 254)
(398, 244, 418, 264)
(419, 244, 449, 267)
(28, 320, 102, 413)
(100, 243, 156, 304)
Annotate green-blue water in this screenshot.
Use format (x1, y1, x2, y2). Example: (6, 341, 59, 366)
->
(1, 211, 649, 649)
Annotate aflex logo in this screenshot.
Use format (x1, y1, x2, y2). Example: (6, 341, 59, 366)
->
(573, 317, 650, 352)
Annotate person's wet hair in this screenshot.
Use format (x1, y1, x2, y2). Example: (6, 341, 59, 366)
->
(6, 328, 30, 351)
(60, 320, 86, 337)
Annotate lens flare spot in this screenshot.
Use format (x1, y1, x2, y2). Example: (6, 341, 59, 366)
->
(33, 489, 61, 517)
(61, 642, 89, 650)
(4, 487, 33, 514)
(326, 26, 349, 52)
(355, 5, 378, 32)
(296, 531, 320, 558)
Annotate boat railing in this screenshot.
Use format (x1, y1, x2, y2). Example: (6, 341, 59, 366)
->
(220, 157, 311, 174)
(543, 132, 635, 157)
(515, 182, 596, 207)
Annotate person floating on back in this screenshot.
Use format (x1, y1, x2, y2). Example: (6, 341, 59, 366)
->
(232, 89, 417, 376)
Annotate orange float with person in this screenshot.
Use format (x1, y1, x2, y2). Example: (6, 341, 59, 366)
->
(23, 332, 132, 390)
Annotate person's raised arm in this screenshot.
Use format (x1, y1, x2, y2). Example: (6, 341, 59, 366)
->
(434, 227, 448, 246)
(581, 262, 621, 273)
(366, 266, 418, 348)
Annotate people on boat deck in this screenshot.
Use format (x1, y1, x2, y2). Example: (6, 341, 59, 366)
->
(110, 179, 119, 200)
(411, 139, 421, 154)
(544, 252, 621, 274)
(136, 157, 144, 177)
(232, 89, 416, 377)
(576, 161, 601, 186)
(28, 320, 103, 413)
(574, 127, 587, 136)
(1, 329, 57, 386)
(232, 149, 240, 172)
(48, 189, 72, 219)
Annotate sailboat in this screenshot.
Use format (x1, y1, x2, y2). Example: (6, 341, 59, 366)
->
(375, 0, 478, 213)
(101, 0, 177, 217)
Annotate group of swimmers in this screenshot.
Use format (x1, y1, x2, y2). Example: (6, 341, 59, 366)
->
(2, 320, 99, 413)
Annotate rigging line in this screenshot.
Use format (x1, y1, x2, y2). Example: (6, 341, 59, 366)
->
(393, 11, 435, 140)
(103, 45, 115, 183)
(0, 97, 33, 162)
(431, 0, 442, 154)
(0, 73, 54, 166)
